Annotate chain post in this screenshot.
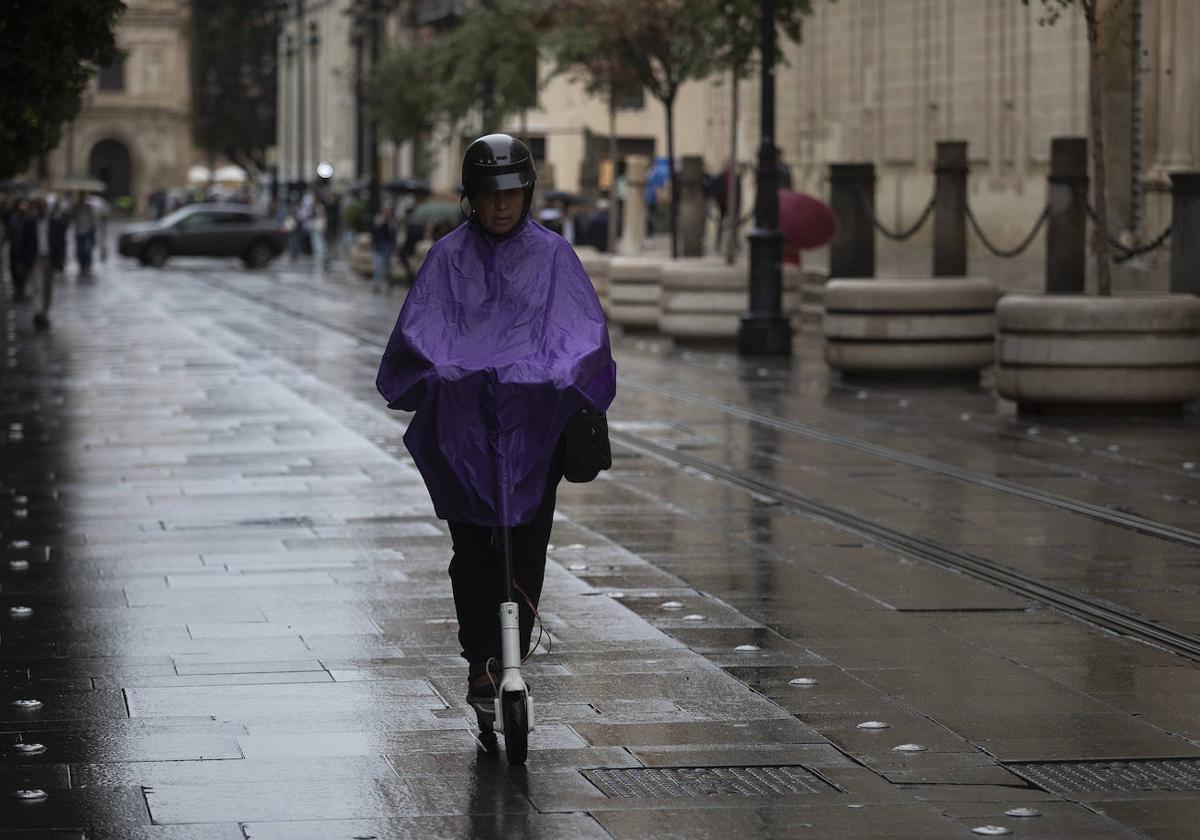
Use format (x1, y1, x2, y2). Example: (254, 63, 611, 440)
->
(830, 163, 875, 278)
(1169, 172, 1200, 296)
(1045, 137, 1088, 294)
(933, 141, 968, 276)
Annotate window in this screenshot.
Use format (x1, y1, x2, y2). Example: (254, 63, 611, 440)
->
(613, 79, 644, 111)
(98, 58, 125, 92)
(176, 212, 218, 230)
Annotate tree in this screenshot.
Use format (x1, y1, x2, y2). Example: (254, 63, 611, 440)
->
(612, 0, 721, 258)
(709, 0, 811, 263)
(371, 41, 441, 150)
(432, 0, 541, 133)
(190, 0, 278, 176)
(0, 0, 126, 180)
(1024, 0, 1119, 295)
(545, 0, 643, 251)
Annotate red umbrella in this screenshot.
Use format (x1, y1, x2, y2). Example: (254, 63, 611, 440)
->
(779, 190, 836, 250)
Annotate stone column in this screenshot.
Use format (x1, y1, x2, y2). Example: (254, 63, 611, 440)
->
(829, 163, 875, 278)
(1045, 137, 1088, 294)
(1162, 0, 1200, 169)
(679, 156, 706, 257)
(620, 155, 649, 256)
(1169, 172, 1200, 295)
(932, 141, 968, 277)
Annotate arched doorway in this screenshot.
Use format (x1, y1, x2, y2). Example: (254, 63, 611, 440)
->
(88, 138, 132, 203)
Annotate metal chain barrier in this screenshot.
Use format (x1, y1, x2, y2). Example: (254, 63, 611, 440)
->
(1075, 186, 1172, 264)
(1112, 225, 1172, 264)
(857, 186, 936, 241)
(965, 203, 1049, 259)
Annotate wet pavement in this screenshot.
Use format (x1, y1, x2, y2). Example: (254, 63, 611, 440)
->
(2, 253, 1199, 838)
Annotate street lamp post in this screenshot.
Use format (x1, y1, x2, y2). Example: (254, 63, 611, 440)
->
(284, 33, 295, 184)
(296, 0, 306, 190)
(737, 0, 793, 356)
(351, 20, 365, 180)
(366, 0, 381, 217)
(309, 20, 320, 183)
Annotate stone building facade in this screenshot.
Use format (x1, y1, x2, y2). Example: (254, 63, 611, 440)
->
(708, 0, 1200, 260)
(272, 0, 1198, 265)
(44, 0, 195, 209)
(276, 0, 358, 187)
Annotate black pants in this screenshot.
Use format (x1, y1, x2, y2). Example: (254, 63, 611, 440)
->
(447, 452, 562, 665)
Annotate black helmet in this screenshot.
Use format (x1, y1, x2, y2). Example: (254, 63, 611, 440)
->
(461, 134, 536, 195)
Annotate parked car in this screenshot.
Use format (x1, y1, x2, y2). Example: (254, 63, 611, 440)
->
(118, 203, 284, 268)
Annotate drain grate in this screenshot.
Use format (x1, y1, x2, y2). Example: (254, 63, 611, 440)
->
(1008, 759, 1200, 795)
(584, 766, 837, 799)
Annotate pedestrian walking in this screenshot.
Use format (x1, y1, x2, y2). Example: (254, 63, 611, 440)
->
(309, 201, 328, 272)
(7, 198, 34, 302)
(370, 202, 396, 287)
(283, 205, 300, 261)
(325, 193, 342, 262)
(28, 197, 56, 329)
(0, 195, 10, 290)
(376, 134, 616, 709)
(72, 191, 98, 277)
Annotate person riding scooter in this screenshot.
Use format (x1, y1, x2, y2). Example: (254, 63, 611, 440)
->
(376, 134, 616, 712)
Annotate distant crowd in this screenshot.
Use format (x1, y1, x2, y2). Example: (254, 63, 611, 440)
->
(1, 191, 109, 330)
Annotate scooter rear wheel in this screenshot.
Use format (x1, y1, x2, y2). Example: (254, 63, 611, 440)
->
(501, 690, 528, 765)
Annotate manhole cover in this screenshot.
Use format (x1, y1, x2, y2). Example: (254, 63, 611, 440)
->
(1008, 759, 1200, 794)
(583, 766, 837, 798)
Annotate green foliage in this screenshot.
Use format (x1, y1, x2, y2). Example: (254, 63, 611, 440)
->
(714, 0, 811, 77)
(373, 0, 540, 140)
(544, 0, 641, 103)
(434, 0, 541, 132)
(191, 0, 278, 173)
(371, 42, 442, 144)
(0, 0, 126, 179)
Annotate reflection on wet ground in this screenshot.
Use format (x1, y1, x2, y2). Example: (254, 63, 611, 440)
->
(1, 257, 1198, 838)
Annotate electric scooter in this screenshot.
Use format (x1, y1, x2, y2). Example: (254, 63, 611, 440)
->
(470, 526, 532, 765)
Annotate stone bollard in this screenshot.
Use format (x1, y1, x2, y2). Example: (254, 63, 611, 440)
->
(933, 141, 968, 277)
(1045, 137, 1088, 294)
(620, 155, 650, 256)
(679, 156, 706, 257)
(996, 294, 1200, 409)
(823, 278, 999, 376)
(829, 163, 875, 278)
(574, 246, 611, 315)
(1170, 172, 1200, 296)
(608, 256, 664, 328)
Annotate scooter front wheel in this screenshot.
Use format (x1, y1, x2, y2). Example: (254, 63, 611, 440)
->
(501, 690, 528, 765)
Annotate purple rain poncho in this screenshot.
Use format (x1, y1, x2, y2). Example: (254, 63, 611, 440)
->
(377, 218, 616, 528)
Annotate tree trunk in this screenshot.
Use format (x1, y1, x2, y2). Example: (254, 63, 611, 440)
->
(607, 94, 618, 253)
(1085, 0, 1113, 295)
(725, 67, 739, 265)
(666, 94, 678, 258)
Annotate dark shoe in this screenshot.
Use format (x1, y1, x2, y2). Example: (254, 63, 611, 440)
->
(466, 660, 501, 705)
(32, 312, 50, 331)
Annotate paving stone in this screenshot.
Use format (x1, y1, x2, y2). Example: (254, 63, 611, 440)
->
(5, 257, 1200, 838)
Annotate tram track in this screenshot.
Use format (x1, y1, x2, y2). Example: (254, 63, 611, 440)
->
(175, 266, 1200, 662)
(607, 428, 1200, 663)
(616, 377, 1200, 551)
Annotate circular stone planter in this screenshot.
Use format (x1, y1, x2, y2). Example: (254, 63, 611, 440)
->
(823, 277, 1000, 374)
(608, 257, 665, 329)
(996, 294, 1200, 409)
(574, 246, 611, 314)
(657, 260, 803, 341)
